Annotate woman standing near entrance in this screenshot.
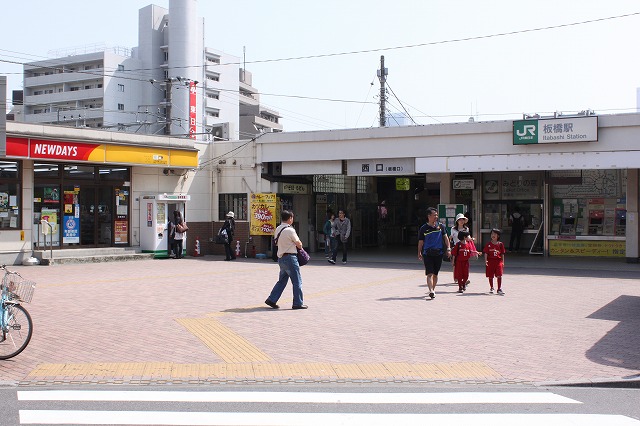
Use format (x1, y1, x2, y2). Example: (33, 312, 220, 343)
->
(222, 211, 236, 261)
(172, 210, 186, 259)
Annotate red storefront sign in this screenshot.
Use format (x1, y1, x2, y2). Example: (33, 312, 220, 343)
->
(6, 137, 102, 161)
(189, 81, 197, 139)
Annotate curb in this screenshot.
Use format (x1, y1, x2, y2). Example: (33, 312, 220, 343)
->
(537, 376, 640, 388)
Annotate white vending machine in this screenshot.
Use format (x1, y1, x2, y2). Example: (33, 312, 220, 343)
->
(140, 194, 190, 258)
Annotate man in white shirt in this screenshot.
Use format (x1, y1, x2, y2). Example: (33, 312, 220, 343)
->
(265, 210, 308, 310)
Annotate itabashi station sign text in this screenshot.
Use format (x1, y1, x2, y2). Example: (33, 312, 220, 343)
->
(513, 116, 598, 145)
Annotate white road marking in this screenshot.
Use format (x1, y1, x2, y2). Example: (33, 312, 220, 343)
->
(17, 390, 581, 404)
(19, 411, 640, 426)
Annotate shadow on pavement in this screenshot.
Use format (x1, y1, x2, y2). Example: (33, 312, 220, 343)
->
(585, 295, 640, 373)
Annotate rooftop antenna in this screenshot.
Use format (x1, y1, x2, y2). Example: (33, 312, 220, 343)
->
(242, 46, 246, 82)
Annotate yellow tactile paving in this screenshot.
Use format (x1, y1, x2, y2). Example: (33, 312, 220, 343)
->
(176, 317, 272, 363)
(26, 361, 501, 382)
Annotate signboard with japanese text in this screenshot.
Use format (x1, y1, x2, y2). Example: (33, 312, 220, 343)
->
(395, 178, 410, 191)
(453, 179, 475, 190)
(513, 116, 598, 145)
(250, 193, 278, 235)
(549, 239, 624, 257)
(189, 81, 197, 139)
(347, 158, 414, 176)
(279, 183, 309, 194)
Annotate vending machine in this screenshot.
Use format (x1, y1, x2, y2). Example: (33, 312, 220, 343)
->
(139, 194, 190, 258)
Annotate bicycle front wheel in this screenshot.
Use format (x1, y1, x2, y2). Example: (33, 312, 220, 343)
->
(0, 304, 33, 360)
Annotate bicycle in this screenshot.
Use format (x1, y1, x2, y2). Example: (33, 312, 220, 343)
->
(0, 265, 36, 360)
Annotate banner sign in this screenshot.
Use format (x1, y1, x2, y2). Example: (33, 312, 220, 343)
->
(513, 116, 598, 145)
(189, 81, 197, 139)
(549, 239, 624, 257)
(250, 193, 277, 235)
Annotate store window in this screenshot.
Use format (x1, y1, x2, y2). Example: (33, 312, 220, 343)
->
(549, 170, 626, 237)
(482, 172, 543, 230)
(219, 193, 247, 220)
(0, 161, 21, 229)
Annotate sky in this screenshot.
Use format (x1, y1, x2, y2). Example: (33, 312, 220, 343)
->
(2, 0, 640, 132)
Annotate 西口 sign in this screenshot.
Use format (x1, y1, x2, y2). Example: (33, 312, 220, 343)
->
(513, 116, 598, 145)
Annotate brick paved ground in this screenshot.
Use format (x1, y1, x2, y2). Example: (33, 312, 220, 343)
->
(1, 252, 639, 386)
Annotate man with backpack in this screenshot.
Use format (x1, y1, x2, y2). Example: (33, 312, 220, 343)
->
(417, 207, 452, 300)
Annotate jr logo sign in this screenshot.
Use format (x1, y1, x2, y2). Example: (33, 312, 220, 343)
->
(513, 120, 539, 144)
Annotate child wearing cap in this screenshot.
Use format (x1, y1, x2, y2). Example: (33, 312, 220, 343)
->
(451, 230, 473, 293)
(483, 228, 506, 295)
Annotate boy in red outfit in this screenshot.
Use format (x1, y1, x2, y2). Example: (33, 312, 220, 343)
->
(451, 231, 473, 293)
(483, 228, 506, 295)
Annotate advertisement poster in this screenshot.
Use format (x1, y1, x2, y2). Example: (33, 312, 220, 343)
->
(43, 187, 60, 203)
(40, 208, 58, 234)
(115, 220, 128, 244)
(249, 193, 277, 235)
(63, 215, 80, 243)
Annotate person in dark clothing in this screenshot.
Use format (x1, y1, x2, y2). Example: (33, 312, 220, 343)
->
(222, 211, 236, 260)
(509, 206, 525, 252)
(172, 210, 187, 259)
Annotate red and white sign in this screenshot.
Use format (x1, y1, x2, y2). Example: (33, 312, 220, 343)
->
(189, 81, 197, 139)
(29, 139, 101, 161)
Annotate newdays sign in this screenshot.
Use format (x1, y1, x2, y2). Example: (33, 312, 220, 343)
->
(513, 116, 598, 145)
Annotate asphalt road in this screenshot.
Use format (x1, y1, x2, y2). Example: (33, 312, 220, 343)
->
(0, 384, 639, 425)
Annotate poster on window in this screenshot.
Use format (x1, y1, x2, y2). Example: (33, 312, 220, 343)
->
(249, 193, 277, 235)
(115, 220, 128, 244)
(43, 187, 60, 203)
(63, 215, 80, 243)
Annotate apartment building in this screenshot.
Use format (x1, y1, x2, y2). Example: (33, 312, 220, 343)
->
(20, 0, 280, 141)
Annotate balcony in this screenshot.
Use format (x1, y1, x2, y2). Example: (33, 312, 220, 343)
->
(25, 88, 105, 105)
(25, 69, 104, 88)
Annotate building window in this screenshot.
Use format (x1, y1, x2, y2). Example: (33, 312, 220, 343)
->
(34, 90, 43, 95)
(219, 194, 247, 221)
(70, 87, 80, 91)
(118, 64, 124, 71)
(206, 73, 220, 82)
(206, 56, 220, 64)
(164, 70, 169, 79)
(117, 84, 124, 92)
(207, 92, 219, 100)
(118, 103, 124, 111)
(206, 110, 219, 118)
(164, 52, 168, 62)
(0, 161, 22, 230)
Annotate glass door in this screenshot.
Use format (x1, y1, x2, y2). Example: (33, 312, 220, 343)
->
(73, 185, 113, 247)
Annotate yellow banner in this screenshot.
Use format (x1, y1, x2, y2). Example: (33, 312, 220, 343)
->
(249, 193, 277, 235)
(549, 240, 625, 257)
(105, 145, 198, 167)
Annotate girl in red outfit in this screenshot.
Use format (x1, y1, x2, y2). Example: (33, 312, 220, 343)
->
(451, 231, 474, 293)
(483, 228, 506, 295)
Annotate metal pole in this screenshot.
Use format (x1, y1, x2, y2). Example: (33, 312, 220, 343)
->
(378, 56, 387, 127)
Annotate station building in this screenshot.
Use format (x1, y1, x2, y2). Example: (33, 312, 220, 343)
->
(1, 113, 639, 264)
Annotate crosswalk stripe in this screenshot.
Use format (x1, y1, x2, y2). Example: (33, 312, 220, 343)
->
(18, 410, 640, 426)
(17, 390, 581, 404)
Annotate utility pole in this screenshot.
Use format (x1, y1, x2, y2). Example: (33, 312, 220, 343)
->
(377, 55, 388, 127)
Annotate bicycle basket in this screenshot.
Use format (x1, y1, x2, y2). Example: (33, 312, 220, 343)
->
(2, 275, 36, 303)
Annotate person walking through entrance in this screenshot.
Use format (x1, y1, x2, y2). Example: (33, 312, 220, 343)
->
(323, 210, 335, 259)
(265, 210, 307, 310)
(418, 207, 451, 299)
(222, 211, 236, 261)
(329, 210, 351, 264)
(172, 210, 186, 259)
(509, 206, 525, 252)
